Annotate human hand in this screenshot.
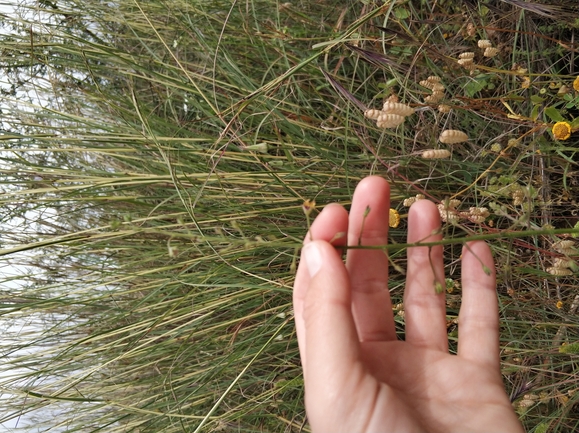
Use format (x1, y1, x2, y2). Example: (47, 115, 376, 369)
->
(293, 176, 524, 433)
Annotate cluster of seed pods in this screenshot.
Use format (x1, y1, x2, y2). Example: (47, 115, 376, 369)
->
(436, 200, 489, 224)
(364, 99, 415, 128)
(421, 129, 469, 160)
(547, 240, 577, 276)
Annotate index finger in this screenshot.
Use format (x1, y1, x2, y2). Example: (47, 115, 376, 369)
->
(457, 241, 500, 370)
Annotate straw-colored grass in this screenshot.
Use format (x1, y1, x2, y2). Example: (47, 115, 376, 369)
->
(1, 0, 578, 431)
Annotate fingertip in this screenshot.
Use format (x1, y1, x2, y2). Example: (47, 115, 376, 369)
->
(462, 241, 496, 280)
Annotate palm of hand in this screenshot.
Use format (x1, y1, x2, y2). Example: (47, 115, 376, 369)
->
(294, 177, 524, 433)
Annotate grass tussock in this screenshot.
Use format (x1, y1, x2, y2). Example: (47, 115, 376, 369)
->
(0, 0, 579, 431)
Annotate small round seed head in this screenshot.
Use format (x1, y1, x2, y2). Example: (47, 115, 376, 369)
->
(490, 142, 502, 152)
(364, 109, 382, 120)
(477, 39, 492, 49)
(376, 113, 406, 128)
(439, 129, 469, 144)
(483, 47, 499, 58)
(459, 52, 475, 59)
(422, 149, 451, 159)
(382, 102, 415, 116)
(386, 94, 399, 103)
(438, 104, 451, 113)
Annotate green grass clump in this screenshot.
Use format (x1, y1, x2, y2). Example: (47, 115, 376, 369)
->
(1, 0, 579, 431)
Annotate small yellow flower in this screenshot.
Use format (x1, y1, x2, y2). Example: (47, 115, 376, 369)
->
(552, 121, 572, 140)
(573, 76, 579, 92)
(302, 199, 316, 216)
(556, 300, 563, 309)
(389, 208, 400, 228)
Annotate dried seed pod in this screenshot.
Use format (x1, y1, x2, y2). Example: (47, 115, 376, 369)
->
(553, 258, 575, 269)
(389, 208, 400, 228)
(547, 267, 573, 276)
(403, 194, 425, 207)
(484, 47, 499, 58)
(512, 189, 525, 206)
(422, 149, 451, 159)
(376, 113, 406, 128)
(431, 83, 446, 92)
(459, 52, 475, 59)
(437, 203, 459, 222)
(420, 76, 442, 89)
(477, 39, 492, 49)
(438, 104, 451, 113)
(447, 199, 461, 209)
(553, 240, 577, 255)
(425, 91, 444, 103)
(364, 109, 382, 120)
(457, 58, 474, 66)
(382, 102, 415, 116)
(466, 23, 476, 37)
(466, 207, 489, 223)
(439, 129, 469, 144)
(386, 94, 399, 103)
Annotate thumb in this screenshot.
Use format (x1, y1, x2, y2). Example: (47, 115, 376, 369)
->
(301, 240, 361, 389)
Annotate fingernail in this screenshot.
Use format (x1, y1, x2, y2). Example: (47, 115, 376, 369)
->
(302, 242, 323, 278)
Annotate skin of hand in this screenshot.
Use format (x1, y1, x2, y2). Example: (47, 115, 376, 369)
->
(293, 176, 525, 433)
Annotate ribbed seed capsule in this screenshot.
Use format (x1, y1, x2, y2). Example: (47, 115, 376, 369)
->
(547, 267, 573, 276)
(422, 149, 451, 159)
(438, 104, 451, 113)
(439, 129, 469, 144)
(478, 39, 492, 49)
(553, 240, 576, 255)
(382, 102, 415, 116)
(459, 52, 475, 59)
(364, 109, 382, 120)
(484, 47, 499, 58)
(376, 113, 405, 128)
(553, 258, 575, 269)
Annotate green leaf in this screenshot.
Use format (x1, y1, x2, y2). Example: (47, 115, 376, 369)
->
(394, 7, 410, 20)
(463, 76, 487, 98)
(530, 95, 545, 104)
(544, 106, 565, 122)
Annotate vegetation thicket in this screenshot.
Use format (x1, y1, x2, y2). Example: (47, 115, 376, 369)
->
(0, 0, 578, 431)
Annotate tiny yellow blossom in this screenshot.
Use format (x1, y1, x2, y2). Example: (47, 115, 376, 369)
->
(552, 121, 572, 140)
(556, 300, 563, 309)
(302, 199, 316, 216)
(573, 76, 579, 92)
(389, 208, 400, 228)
